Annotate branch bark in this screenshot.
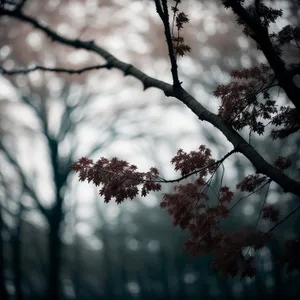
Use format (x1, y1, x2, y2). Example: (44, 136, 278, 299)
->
(227, 1, 300, 113)
(0, 64, 110, 75)
(1, 8, 300, 198)
(0, 204, 9, 300)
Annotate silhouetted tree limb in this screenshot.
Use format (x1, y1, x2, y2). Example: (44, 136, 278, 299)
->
(225, 1, 300, 112)
(0, 202, 8, 300)
(0, 64, 110, 76)
(1, 7, 299, 198)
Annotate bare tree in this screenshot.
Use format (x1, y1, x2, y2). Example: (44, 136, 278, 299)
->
(0, 74, 156, 299)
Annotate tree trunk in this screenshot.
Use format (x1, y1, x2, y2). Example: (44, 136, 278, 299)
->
(47, 207, 63, 300)
(0, 205, 9, 300)
(159, 248, 171, 300)
(12, 204, 24, 300)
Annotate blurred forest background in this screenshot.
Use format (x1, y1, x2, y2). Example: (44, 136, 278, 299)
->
(0, 0, 300, 299)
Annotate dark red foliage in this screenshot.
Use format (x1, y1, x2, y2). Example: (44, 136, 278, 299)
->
(256, 4, 283, 27)
(70, 136, 298, 278)
(237, 174, 268, 193)
(211, 227, 269, 277)
(270, 107, 300, 139)
(219, 186, 234, 204)
(69, 0, 300, 279)
(274, 156, 291, 171)
(271, 25, 295, 47)
(214, 64, 300, 140)
(171, 145, 216, 176)
(70, 157, 161, 204)
(171, 1, 191, 57)
(262, 205, 280, 222)
(214, 64, 279, 135)
(175, 12, 189, 30)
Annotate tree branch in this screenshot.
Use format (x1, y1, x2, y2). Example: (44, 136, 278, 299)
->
(159, 0, 181, 87)
(160, 147, 237, 183)
(267, 205, 300, 234)
(1, 9, 300, 197)
(227, 1, 300, 113)
(0, 139, 49, 218)
(0, 63, 110, 76)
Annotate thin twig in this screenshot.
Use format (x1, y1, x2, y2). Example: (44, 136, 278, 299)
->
(267, 205, 300, 234)
(255, 181, 271, 229)
(0, 63, 110, 76)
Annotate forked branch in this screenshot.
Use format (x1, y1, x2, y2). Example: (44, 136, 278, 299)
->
(1, 6, 300, 198)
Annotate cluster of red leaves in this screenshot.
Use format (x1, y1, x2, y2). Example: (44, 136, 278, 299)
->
(262, 205, 280, 222)
(222, 1, 282, 35)
(214, 63, 300, 139)
(171, 145, 216, 175)
(211, 227, 270, 278)
(175, 12, 189, 30)
(70, 144, 298, 277)
(270, 106, 300, 139)
(69, 157, 161, 204)
(271, 25, 295, 49)
(159, 146, 271, 277)
(160, 146, 218, 231)
(232, 2, 282, 38)
(216, 2, 300, 140)
(214, 64, 278, 135)
(254, 4, 283, 27)
(172, 36, 191, 57)
(270, 24, 298, 56)
(274, 156, 292, 171)
(236, 174, 268, 192)
(160, 146, 221, 228)
(171, 1, 191, 57)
